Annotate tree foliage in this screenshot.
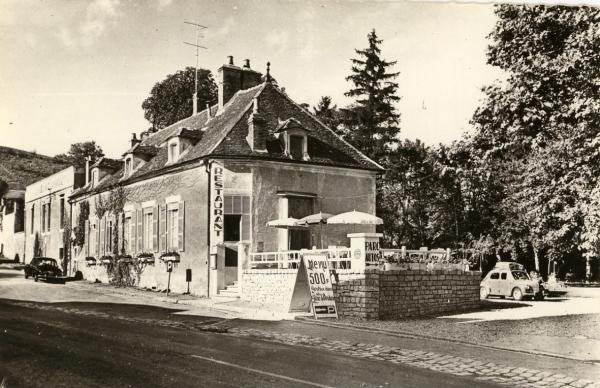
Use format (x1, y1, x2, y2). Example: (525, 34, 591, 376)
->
(142, 67, 218, 131)
(55, 141, 104, 168)
(343, 29, 401, 161)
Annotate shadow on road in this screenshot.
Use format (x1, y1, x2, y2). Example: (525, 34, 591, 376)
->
(0, 271, 23, 280)
(0, 298, 224, 325)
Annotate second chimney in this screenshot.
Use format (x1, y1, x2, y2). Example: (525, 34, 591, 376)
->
(218, 56, 263, 110)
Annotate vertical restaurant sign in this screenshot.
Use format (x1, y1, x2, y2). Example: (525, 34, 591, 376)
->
(303, 254, 338, 319)
(211, 162, 224, 246)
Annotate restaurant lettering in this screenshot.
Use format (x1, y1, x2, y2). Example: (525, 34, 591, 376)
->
(211, 164, 224, 241)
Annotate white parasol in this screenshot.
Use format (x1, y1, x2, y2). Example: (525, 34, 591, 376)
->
(296, 212, 333, 248)
(327, 210, 383, 225)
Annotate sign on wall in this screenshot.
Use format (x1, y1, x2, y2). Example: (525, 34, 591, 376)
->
(210, 162, 225, 247)
(302, 253, 338, 319)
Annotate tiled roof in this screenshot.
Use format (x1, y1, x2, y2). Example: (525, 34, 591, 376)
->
(0, 146, 70, 191)
(72, 81, 381, 198)
(123, 143, 159, 157)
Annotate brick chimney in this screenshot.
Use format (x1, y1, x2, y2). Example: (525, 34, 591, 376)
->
(218, 56, 262, 109)
(246, 96, 268, 153)
(130, 133, 141, 148)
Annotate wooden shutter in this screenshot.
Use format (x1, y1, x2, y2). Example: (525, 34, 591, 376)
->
(241, 215, 250, 241)
(84, 220, 90, 256)
(159, 205, 167, 252)
(99, 217, 105, 256)
(136, 209, 143, 252)
(129, 213, 136, 254)
(152, 206, 158, 252)
(95, 221, 100, 257)
(177, 201, 185, 251)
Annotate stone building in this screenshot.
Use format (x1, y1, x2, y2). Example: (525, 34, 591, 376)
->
(0, 146, 69, 262)
(69, 57, 382, 296)
(24, 166, 85, 265)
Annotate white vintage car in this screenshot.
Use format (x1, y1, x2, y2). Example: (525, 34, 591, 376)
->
(480, 262, 544, 301)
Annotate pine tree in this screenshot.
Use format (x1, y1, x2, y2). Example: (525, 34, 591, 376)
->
(345, 29, 401, 161)
(313, 96, 341, 133)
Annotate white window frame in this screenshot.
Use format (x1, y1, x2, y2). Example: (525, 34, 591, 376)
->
(167, 138, 180, 163)
(284, 131, 309, 161)
(142, 208, 153, 251)
(167, 203, 179, 250)
(124, 156, 133, 177)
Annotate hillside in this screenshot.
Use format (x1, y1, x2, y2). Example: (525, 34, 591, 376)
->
(0, 146, 70, 191)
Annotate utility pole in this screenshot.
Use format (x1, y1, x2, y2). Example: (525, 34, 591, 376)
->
(184, 21, 207, 115)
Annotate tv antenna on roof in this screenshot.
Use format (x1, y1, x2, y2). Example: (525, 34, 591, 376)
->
(184, 21, 207, 115)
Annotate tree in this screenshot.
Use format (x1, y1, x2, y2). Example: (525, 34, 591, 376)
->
(55, 141, 104, 168)
(344, 29, 401, 161)
(313, 96, 341, 133)
(142, 67, 218, 131)
(468, 5, 600, 275)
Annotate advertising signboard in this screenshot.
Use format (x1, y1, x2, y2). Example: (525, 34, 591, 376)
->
(302, 254, 338, 319)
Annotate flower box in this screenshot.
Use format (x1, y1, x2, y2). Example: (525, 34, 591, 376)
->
(159, 252, 180, 263)
(85, 257, 97, 266)
(100, 256, 113, 265)
(136, 253, 155, 264)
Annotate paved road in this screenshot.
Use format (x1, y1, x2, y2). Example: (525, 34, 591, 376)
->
(0, 298, 501, 388)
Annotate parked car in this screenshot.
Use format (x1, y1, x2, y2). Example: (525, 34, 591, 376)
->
(24, 257, 65, 283)
(480, 262, 543, 301)
(541, 273, 568, 297)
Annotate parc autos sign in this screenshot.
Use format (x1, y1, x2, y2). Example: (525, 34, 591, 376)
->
(303, 254, 338, 319)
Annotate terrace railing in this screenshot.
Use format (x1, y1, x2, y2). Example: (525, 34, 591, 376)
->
(249, 247, 353, 272)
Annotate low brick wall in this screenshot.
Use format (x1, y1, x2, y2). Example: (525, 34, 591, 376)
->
(241, 269, 297, 309)
(242, 268, 481, 319)
(378, 269, 481, 319)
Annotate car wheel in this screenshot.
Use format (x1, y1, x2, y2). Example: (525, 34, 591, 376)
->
(534, 292, 545, 301)
(480, 287, 489, 299)
(24, 272, 29, 279)
(512, 287, 523, 301)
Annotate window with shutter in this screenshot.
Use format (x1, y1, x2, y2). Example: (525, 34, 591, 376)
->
(159, 205, 167, 252)
(129, 212, 136, 254)
(152, 206, 158, 252)
(99, 218, 105, 256)
(84, 220, 90, 256)
(177, 201, 185, 251)
(136, 209, 142, 252)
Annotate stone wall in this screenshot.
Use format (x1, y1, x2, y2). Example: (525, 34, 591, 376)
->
(241, 269, 298, 309)
(242, 268, 481, 319)
(378, 269, 481, 319)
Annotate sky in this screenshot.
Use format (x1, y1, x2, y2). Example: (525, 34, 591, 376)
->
(0, 0, 510, 159)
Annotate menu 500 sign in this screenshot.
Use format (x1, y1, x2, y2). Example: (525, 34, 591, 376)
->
(303, 254, 338, 319)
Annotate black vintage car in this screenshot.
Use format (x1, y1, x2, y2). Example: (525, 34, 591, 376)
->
(24, 257, 65, 283)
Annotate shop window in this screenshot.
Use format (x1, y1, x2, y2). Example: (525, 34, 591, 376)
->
(223, 195, 250, 242)
(224, 215, 241, 242)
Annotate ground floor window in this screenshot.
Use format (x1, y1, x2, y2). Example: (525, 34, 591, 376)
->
(143, 210, 153, 251)
(223, 195, 250, 242)
(287, 196, 314, 250)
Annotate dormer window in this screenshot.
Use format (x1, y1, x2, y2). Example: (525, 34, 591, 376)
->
(167, 138, 180, 163)
(289, 135, 305, 160)
(91, 168, 98, 187)
(275, 118, 310, 161)
(124, 156, 133, 177)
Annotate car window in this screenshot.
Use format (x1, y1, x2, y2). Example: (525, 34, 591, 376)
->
(39, 259, 57, 267)
(512, 271, 529, 280)
(501, 273, 507, 280)
(490, 272, 499, 280)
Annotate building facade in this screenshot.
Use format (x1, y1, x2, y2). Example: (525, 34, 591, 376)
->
(0, 146, 69, 262)
(24, 166, 84, 266)
(70, 57, 382, 296)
